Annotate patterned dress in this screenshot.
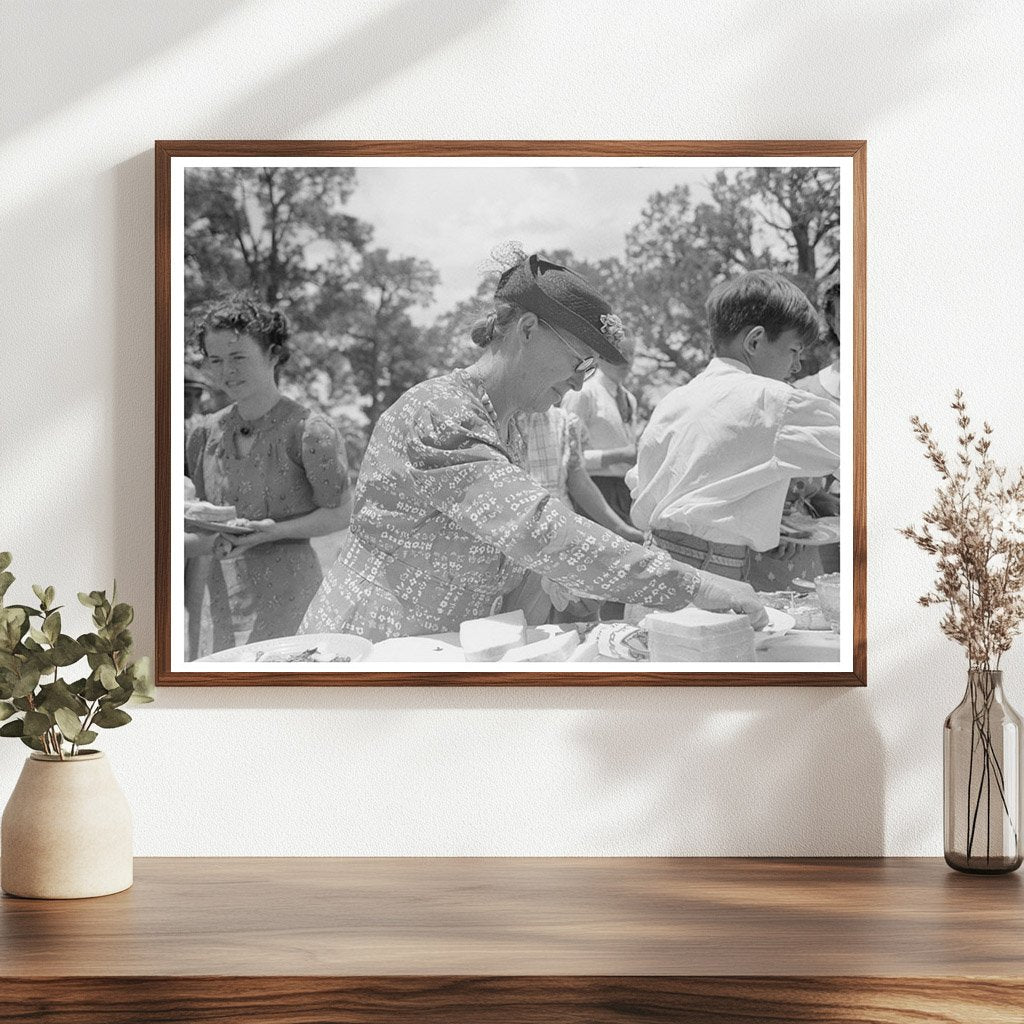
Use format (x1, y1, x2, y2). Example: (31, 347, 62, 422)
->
(300, 370, 701, 641)
(186, 397, 348, 655)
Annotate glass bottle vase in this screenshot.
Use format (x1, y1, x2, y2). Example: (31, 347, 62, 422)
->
(943, 669, 1023, 873)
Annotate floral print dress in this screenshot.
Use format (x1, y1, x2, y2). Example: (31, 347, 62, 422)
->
(300, 370, 700, 641)
(186, 397, 348, 655)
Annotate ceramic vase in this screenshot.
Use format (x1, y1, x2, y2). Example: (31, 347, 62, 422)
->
(1, 751, 133, 898)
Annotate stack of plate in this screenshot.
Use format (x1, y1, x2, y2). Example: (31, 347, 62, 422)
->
(644, 608, 756, 662)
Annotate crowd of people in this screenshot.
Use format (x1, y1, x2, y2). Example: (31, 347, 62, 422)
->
(183, 248, 841, 660)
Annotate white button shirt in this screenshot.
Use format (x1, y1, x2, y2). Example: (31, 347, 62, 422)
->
(626, 357, 841, 551)
(561, 373, 637, 478)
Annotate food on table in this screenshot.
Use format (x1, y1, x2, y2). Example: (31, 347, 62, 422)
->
(253, 647, 352, 663)
(459, 610, 527, 662)
(643, 608, 756, 662)
(368, 637, 466, 663)
(757, 591, 829, 630)
(500, 630, 580, 662)
(184, 500, 250, 529)
(185, 500, 238, 522)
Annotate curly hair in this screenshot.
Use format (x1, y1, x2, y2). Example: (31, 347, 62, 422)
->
(195, 294, 291, 377)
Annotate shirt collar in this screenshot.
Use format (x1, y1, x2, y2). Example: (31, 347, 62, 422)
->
(818, 361, 840, 398)
(710, 356, 753, 375)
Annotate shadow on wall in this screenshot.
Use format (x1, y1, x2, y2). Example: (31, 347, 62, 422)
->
(202, 0, 504, 137)
(722, 0, 972, 128)
(0, 1, 243, 139)
(568, 685, 885, 856)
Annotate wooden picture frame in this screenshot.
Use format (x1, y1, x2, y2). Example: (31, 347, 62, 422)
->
(156, 140, 866, 686)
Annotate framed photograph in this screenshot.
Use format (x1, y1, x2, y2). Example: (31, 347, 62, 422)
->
(156, 141, 865, 686)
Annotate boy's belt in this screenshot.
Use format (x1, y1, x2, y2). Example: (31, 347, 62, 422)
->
(650, 529, 750, 569)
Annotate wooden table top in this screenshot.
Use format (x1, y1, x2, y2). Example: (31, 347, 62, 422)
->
(2, 857, 1022, 979)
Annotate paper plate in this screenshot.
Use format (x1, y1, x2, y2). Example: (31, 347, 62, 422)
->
(782, 516, 840, 546)
(754, 607, 796, 649)
(184, 517, 255, 536)
(197, 633, 373, 664)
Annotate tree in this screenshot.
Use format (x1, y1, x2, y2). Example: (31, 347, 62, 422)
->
(183, 166, 370, 313)
(337, 250, 440, 429)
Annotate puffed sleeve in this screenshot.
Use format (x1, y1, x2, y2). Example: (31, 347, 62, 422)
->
(774, 389, 841, 477)
(300, 414, 349, 508)
(404, 402, 699, 608)
(185, 420, 209, 500)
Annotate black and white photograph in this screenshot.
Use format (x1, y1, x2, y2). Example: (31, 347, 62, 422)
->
(159, 145, 862, 683)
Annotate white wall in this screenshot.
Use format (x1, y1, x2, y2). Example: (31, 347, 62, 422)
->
(2, 0, 1022, 856)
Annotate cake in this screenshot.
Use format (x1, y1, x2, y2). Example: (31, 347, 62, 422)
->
(459, 610, 528, 662)
(643, 608, 756, 662)
(500, 629, 580, 662)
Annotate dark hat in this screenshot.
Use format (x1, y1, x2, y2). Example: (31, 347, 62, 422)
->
(494, 254, 626, 365)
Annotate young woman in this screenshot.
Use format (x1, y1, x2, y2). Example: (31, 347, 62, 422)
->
(185, 297, 350, 655)
(300, 251, 766, 642)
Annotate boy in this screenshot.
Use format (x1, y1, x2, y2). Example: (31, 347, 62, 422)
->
(627, 271, 840, 580)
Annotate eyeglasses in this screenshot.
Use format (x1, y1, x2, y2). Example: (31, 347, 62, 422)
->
(540, 320, 598, 381)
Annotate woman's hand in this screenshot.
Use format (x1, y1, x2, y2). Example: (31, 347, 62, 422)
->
(218, 519, 279, 556)
(691, 570, 769, 630)
(617, 523, 645, 545)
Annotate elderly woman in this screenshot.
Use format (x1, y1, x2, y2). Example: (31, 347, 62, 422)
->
(301, 252, 766, 641)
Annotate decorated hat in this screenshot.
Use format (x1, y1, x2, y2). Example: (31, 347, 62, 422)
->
(494, 253, 627, 365)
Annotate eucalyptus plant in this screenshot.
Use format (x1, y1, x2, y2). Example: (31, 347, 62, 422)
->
(0, 552, 153, 759)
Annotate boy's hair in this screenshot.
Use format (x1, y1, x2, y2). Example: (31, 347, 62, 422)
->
(706, 271, 820, 351)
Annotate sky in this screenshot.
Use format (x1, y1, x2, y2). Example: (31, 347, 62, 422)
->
(342, 165, 723, 321)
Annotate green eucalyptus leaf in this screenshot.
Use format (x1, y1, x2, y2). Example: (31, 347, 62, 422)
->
(0, 651, 20, 674)
(0, 552, 11, 573)
(50, 635, 85, 667)
(104, 685, 132, 709)
(78, 592, 99, 608)
(25, 631, 47, 650)
(42, 611, 60, 644)
(11, 666, 42, 699)
(128, 692, 155, 705)
(22, 710, 51, 738)
(129, 657, 154, 699)
(93, 705, 132, 729)
(0, 572, 14, 601)
(0, 700, 15, 721)
(12, 697, 33, 712)
(83, 675, 107, 701)
(44, 586, 56, 608)
(74, 730, 98, 746)
(37, 679, 89, 717)
(81, 636, 112, 656)
(1, 718, 25, 737)
(53, 707, 85, 741)
(0, 607, 27, 651)
(19, 734, 45, 751)
(32, 585, 48, 608)
(98, 664, 118, 691)
(110, 603, 134, 629)
(8, 604, 43, 619)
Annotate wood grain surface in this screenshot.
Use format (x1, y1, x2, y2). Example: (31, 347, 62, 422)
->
(155, 139, 867, 688)
(2, 858, 1022, 1021)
